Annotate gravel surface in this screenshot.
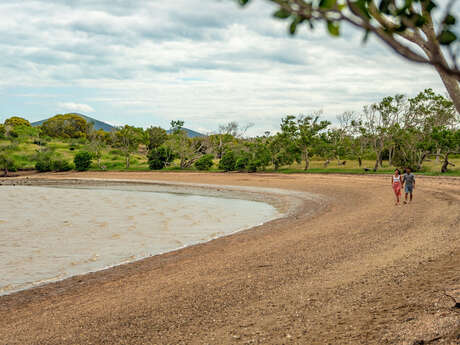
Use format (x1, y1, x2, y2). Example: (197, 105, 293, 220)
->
(0, 171, 459, 345)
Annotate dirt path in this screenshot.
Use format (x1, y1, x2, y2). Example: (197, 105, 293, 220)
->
(1, 172, 459, 344)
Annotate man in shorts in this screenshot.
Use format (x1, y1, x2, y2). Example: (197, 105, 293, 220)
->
(403, 167, 415, 203)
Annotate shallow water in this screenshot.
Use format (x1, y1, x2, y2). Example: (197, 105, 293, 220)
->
(0, 185, 280, 295)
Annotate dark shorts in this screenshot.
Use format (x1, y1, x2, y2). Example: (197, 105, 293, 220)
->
(405, 185, 413, 193)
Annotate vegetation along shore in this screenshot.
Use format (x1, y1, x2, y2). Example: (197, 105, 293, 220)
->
(1, 89, 459, 178)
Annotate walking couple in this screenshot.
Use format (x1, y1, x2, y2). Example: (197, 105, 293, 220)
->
(392, 168, 415, 206)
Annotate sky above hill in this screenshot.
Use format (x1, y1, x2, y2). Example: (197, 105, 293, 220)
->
(0, 0, 454, 135)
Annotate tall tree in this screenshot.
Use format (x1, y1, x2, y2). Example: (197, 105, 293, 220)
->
(281, 113, 330, 170)
(237, 0, 460, 113)
(112, 125, 142, 169)
(88, 128, 108, 169)
(167, 120, 205, 168)
(143, 126, 168, 152)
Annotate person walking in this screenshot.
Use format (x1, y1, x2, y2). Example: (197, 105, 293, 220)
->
(403, 167, 416, 203)
(392, 169, 403, 206)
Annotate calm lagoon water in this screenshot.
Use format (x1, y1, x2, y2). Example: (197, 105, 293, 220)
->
(0, 185, 280, 295)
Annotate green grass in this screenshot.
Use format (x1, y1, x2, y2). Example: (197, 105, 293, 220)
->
(3, 138, 460, 176)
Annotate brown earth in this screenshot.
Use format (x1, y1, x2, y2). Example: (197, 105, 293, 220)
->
(0, 171, 459, 345)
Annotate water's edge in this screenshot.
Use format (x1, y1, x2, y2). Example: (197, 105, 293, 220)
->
(0, 178, 326, 297)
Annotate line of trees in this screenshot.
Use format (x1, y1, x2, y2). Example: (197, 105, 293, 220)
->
(1, 88, 459, 175)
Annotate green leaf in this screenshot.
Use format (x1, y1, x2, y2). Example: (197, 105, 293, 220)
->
(362, 29, 371, 44)
(319, 0, 337, 9)
(414, 14, 427, 27)
(238, 0, 250, 6)
(443, 14, 456, 26)
(425, 0, 436, 12)
(273, 8, 291, 19)
(327, 21, 340, 36)
(352, 0, 371, 19)
(438, 30, 457, 45)
(289, 20, 298, 35)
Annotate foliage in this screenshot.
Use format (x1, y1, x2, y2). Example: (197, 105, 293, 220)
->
(0, 144, 18, 175)
(74, 151, 93, 171)
(34, 149, 54, 172)
(0, 88, 458, 175)
(51, 159, 73, 172)
(219, 150, 236, 171)
(166, 120, 205, 169)
(41, 114, 89, 139)
(194, 154, 214, 170)
(144, 126, 168, 151)
(235, 156, 249, 171)
(112, 125, 143, 169)
(88, 129, 108, 169)
(279, 114, 330, 170)
(247, 160, 260, 173)
(4, 116, 30, 127)
(148, 146, 174, 170)
(0, 124, 5, 139)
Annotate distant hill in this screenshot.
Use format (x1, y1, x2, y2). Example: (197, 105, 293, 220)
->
(167, 128, 204, 138)
(31, 113, 205, 137)
(31, 113, 115, 132)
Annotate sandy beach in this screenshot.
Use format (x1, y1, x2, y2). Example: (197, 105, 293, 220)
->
(0, 172, 459, 344)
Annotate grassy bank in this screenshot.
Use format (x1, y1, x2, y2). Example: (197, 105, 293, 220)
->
(2, 138, 460, 176)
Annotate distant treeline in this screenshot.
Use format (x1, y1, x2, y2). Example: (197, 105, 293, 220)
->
(1, 88, 459, 175)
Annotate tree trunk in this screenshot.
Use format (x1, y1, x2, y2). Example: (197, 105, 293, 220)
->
(388, 147, 393, 166)
(373, 151, 381, 172)
(304, 151, 309, 170)
(358, 156, 362, 167)
(441, 153, 449, 173)
(417, 151, 427, 171)
(418, 15, 460, 114)
(436, 66, 460, 114)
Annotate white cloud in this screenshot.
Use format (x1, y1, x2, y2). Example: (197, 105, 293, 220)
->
(0, 0, 453, 134)
(58, 102, 95, 114)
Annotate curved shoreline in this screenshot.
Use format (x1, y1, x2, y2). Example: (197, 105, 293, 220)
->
(0, 177, 326, 300)
(0, 172, 458, 345)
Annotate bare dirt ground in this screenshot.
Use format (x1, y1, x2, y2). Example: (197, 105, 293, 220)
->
(0, 171, 459, 345)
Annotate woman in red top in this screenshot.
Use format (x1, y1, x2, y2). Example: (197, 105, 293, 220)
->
(391, 169, 403, 205)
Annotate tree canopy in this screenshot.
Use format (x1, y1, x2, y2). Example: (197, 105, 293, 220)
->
(4, 116, 30, 127)
(41, 114, 89, 139)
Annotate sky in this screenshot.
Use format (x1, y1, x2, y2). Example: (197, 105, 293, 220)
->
(0, 0, 454, 135)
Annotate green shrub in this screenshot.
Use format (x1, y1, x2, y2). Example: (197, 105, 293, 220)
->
(4, 116, 31, 127)
(248, 160, 260, 173)
(51, 159, 72, 172)
(74, 151, 93, 171)
(0, 153, 16, 174)
(35, 150, 54, 172)
(235, 156, 249, 171)
(0, 124, 5, 139)
(195, 154, 214, 170)
(33, 139, 47, 146)
(35, 159, 52, 172)
(109, 149, 123, 155)
(69, 143, 79, 151)
(148, 147, 173, 170)
(219, 151, 236, 172)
